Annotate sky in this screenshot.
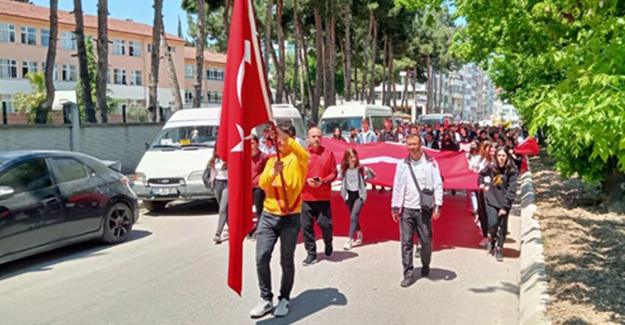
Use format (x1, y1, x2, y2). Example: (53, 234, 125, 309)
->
(31, 0, 190, 39)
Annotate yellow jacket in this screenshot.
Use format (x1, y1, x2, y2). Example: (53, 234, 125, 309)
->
(259, 137, 309, 216)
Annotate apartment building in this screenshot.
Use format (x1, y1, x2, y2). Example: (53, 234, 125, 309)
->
(0, 0, 225, 114)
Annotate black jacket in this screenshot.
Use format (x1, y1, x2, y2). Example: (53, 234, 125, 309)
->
(440, 141, 458, 151)
(479, 166, 518, 210)
(423, 139, 440, 150)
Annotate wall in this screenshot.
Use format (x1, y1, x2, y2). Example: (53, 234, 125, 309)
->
(0, 123, 163, 174)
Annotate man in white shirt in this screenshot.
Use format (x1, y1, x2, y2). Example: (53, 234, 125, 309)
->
(391, 134, 443, 288)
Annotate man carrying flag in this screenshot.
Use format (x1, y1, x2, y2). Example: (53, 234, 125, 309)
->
(252, 123, 309, 318)
(216, 0, 271, 302)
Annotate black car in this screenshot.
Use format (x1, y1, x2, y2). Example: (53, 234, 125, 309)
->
(0, 151, 139, 265)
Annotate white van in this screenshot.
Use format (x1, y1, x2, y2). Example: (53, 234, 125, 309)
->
(133, 105, 305, 212)
(319, 103, 394, 137)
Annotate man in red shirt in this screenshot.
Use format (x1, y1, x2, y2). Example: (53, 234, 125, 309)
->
(301, 126, 337, 266)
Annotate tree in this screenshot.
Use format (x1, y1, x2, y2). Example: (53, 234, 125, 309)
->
(96, 0, 108, 122)
(161, 26, 184, 112)
(150, 0, 163, 120)
(193, 0, 206, 108)
(39, 0, 58, 124)
(343, 1, 352, 102)
(398, 0, 625, 203)
(178, 16, 184, 38)
(15, 73, 47, 123)
(73, 0, 96, 123)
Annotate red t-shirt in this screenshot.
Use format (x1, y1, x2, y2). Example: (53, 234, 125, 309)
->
(251, 151, 268, 189)
(302, 146, 337, 201)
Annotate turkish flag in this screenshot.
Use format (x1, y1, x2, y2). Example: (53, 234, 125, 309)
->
(217, 0, 272, 295)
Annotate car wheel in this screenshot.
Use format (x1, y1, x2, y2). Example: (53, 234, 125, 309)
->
(102, 202, 134, 244)
(144, 200, 168, 213)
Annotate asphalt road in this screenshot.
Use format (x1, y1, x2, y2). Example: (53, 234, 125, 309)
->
(0, 198, 521, 325)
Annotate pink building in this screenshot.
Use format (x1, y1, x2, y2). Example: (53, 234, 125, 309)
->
(0, 0, 225, 115)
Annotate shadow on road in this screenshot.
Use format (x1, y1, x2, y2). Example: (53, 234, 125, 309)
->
(413, 267, 457, 282)
(255, 288, 347, 325)
(0, 230, 152, 281)
(318, 251, 358, 263)
(144, 200, 218, 217)
(468, 281, 520, 295)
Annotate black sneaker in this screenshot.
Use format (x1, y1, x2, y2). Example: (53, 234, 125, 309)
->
(401, 275, 414, 288)
(495, 248, 503, 262)
(324, 243, 333, 257)
(488, 240, 495, 255)
(302, 255, 318, 267)
(421, 265, 430, 277)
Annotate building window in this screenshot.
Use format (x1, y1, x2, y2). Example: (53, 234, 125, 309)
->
(129, 41, 142, 57)
(206, 68, 225, 81)
(20, 26, 37, 45)
(42, 62, 58, 80)
(0, 23, 16, 43)
(107, 68, 111, 84)
(113, 39, 126, 56)
(40, 29, 50, 47)
(1, 94, 14, 113)
(147, 43, 153, 53)
(184, 90, 193, 103)
(207, 91, 222, 104)
(62, 64, 77, 81)
(130, 70, 142, 86)
(185, 65, 195, 78)
(168, 46, 176, 53)
(61, 32, 76, 50)
(113, 68, 126, 85)
(22, 61, 38, 77)
(0, 59, 18, 79)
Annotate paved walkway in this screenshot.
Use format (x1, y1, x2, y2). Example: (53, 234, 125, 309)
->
(0, 194, 520, 325)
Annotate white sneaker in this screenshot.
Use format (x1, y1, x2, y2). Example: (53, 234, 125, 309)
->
(249, 299, 273, 318)
(273, 298, 290, 317)
(343, 239, 352, 251)
(479, 238, 489, 248)
(355, 231, 363, 245)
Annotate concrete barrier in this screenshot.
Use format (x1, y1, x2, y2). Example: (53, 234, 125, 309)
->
(519, 170, 551, 325)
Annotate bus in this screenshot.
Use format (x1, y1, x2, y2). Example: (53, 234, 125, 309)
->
(418, 114, 455, 126)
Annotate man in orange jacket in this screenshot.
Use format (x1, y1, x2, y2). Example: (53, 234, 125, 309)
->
(250, 122, 309, 319)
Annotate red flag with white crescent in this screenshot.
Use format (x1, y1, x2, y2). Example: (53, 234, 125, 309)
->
(216, 0, 272, 295)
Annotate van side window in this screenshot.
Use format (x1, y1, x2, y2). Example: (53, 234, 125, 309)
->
(370, 116, 387, 132)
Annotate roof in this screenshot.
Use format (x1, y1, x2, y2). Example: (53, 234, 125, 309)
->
(166, 108, 221, 125)
(184, 47, 227, 64)
(0, 0, 184, 42)
(321, 103, 393, 119)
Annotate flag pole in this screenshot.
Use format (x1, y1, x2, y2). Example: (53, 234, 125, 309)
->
(271, 123, 290, 212)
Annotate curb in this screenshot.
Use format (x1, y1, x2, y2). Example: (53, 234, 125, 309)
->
(519, 169, 551, 325)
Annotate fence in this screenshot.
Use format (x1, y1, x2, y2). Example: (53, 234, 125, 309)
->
(0, 104, 164, 174)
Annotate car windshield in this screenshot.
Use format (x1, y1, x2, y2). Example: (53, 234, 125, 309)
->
(320, 117, 362, 136)
(151, 126, 218, 150)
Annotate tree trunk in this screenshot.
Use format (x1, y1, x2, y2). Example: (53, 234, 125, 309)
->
(439, 70, 444, 113)
(381, 35, 387, 106)
(354, 64, 359, 101)
(96, 0, 108, 123)
(324, 0, 336, 107)
(432, 70, 437, 113)
(313, 7, 323, 123)
(160, 27, 183, 112)
(73, 0, 96, 123)
(339, 38, 347, 104)
(604, 171, 625, 205)
(223, 0, 231, 40)
(389, 38, 396, 109)
(193, 0, 205, 109)
(367, 17, 377, 104)
(275, 0, 285, 104)
(297, 19, 314, 113)
(264, 0, 273, 91)
(39, 0, 58, 124)
(292, 0, 299, 108)
(426, 55, 431, 115)
(361, 9, 373, 102)
(412, 66, 418, 119)
(343, 3, 351, 102)
(401, 69, 409, 108)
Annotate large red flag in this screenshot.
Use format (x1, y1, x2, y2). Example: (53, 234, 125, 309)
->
(217, 0, 272, 295)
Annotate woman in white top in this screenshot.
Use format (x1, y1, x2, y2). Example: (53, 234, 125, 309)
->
(339, 148, 376, 251)
(209, 150, 228, 244)
(467, 140, 481, 219)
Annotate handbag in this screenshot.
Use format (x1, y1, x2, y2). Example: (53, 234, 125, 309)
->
(406, 158, 435, 210)
(202, 166, 212, 189)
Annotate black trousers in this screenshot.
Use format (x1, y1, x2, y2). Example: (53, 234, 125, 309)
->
(345, 191, 364, 239)
(256, 212, 301, 301)
(301, 201, 333, 257)
(400, 208, 433, 277)
(485, 204, 509, 249)
(248, 188, 266, 236)
(477, 190, 489, 238)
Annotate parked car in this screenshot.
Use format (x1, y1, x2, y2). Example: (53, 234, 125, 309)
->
(0, 151, 139, 265)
